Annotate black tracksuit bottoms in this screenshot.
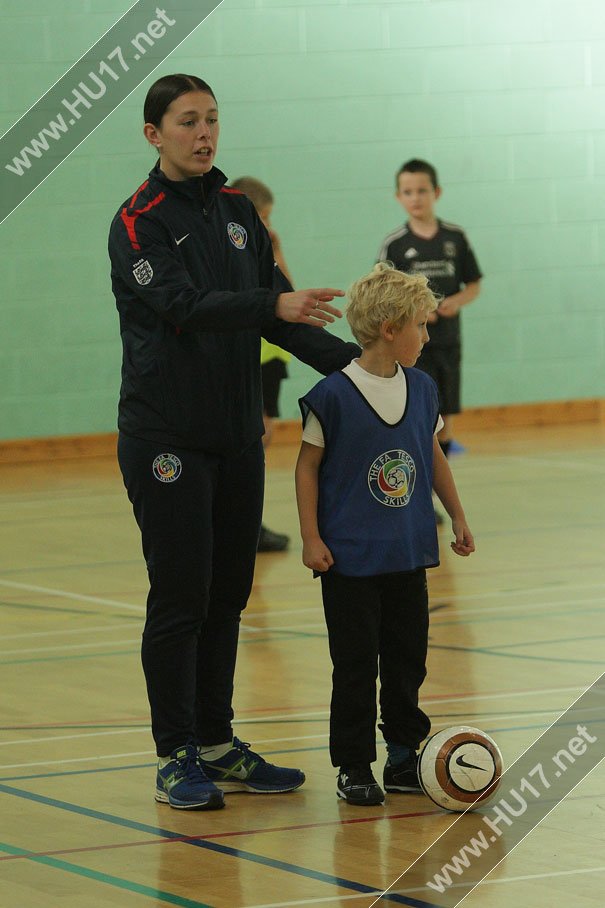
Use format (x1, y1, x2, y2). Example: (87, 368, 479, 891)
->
(118, 432, 264, 757)
(320, 568, 431, 768)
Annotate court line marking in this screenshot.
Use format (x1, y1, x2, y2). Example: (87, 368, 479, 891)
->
(0, 710, 586, 771)
(242, 864, 605, 906)
(1, 577, 604, 616)
(1, 621, 142, 641)
(429, 642, 604, 666)
(0, 638, 141, 656)
(0, 578, 145, 613)
(0, 687, 583, 750)
(3, 596, 603, 654)
(242, 595, 605, 633)
(0, 807, 442, 863)
(0, 785, 437, 908)
(245, 858, 605, 905)
(0, 839, 213, 908)
(1, 779, 602, 907)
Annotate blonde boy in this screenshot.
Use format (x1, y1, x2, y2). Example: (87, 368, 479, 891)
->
(295, 263, 475, 807)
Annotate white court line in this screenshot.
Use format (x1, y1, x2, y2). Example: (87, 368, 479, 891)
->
(243, 866, 605, 908)
(241, 595, 605, 635)
(2, 577, 603, 618)
(0, 638, 141, 656)
(0, 696, 582, 770)
(0, 749, 156, 772)
(0, 688, 583, 750)
(3, 592, 603, 651)
(0, 578, 145, 613)
(1, 622, 142, 641)
(0, 733, 331, 772)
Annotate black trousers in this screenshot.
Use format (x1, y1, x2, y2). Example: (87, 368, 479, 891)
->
(118, 433, 264, 756)
(320, 568, 431, 768)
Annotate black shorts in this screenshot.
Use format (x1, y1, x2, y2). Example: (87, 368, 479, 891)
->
(261, 358, 288, 418)
(416, 344, 461, 416)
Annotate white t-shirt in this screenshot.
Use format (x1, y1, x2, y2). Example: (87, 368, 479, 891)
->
(302, 359, 444, 447)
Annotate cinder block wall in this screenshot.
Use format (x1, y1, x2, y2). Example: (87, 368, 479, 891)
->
(1, 0, 604, 438)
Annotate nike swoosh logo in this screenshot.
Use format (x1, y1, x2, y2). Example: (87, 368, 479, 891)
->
(175, 234, 189, 245)
(455, 754, 487, 771)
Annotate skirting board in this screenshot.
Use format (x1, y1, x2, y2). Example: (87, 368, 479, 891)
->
(1, 398, 604, 464)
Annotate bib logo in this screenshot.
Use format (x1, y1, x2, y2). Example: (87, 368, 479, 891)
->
(368, 450, 416, 507)
(132, 258, 153, 285)
(152, 453, 182, 483)
(227, 222, 247, 249)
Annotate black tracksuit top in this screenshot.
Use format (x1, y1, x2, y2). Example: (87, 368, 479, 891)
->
(108, 164, 359, 455)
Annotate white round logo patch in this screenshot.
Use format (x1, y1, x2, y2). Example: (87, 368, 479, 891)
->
(227, 222, 247, 249)
(368, 449, 416, 507)
(152, 453, 182, 483)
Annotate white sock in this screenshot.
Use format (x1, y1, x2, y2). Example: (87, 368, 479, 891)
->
(158, 755, 171, 768)
(199, 740, 233, 761)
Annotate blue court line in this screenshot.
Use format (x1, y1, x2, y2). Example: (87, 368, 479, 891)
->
(431, 603, 605, 628)
(0, 839, 213, 907)
(4, 717, 604, 786)
(2, 600, 604, 667)
(484, 632, 605, 649)
(0, 782, 441, 908)
(0, 632, 330, 666)
(428, 643, 603, 666)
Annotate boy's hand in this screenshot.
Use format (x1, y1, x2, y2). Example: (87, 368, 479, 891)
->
(437, 296, 460, 318)
(302, 535, 334, 572)
(450, 519, 475, 557)
(276, 289, 344, 327)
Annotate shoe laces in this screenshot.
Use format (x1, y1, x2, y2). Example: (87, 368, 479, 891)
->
(342, 764, 375, 786)
(175, 744, 210, 783)
(232, 737, 269, 766)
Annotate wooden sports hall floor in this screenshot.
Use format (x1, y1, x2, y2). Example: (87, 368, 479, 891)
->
(0, 422, 604, 907)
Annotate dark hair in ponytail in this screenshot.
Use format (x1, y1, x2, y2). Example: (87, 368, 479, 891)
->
(144, 74, 216, 126)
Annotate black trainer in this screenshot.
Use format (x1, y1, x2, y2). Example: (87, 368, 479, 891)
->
(257, 524, 289, 552)
(336, 765, 385, 806)
(383, 754, 423, 793)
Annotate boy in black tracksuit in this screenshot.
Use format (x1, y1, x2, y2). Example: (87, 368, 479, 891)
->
(108, 74, 359, 811)
(377, 159, 482, 476)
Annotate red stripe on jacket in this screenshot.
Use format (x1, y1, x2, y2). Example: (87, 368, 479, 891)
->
(120, 182, 166, 251)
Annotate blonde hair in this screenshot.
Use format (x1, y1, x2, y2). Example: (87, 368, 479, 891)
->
(346, 262, 438, 347)
(230, 176, 273, 212)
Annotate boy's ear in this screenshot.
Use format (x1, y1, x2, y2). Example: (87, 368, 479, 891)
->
(435, 186, 443, 201)
(381, 320, 396, 341)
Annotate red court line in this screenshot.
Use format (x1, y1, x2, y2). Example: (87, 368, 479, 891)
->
(0, 685, 563, 731)
(0, 807, 442, 863)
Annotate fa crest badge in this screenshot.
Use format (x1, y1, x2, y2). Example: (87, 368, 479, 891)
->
(227, 222, 247, 249)
(368, 449, 416, 508)
(132, 259, 153, 285)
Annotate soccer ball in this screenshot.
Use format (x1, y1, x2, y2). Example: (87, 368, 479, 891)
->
(418, 725, 503, 812)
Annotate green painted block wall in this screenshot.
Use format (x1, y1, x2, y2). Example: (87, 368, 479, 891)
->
(1, 0, 604, 439)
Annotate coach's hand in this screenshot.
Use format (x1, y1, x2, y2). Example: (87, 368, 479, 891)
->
(276, 289, 344, 327)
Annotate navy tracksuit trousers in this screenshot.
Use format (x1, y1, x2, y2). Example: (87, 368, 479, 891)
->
(320, 568, 431, 768)
(118, 432, 265, 757)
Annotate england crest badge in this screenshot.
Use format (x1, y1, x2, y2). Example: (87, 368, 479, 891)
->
(133, 259, 153, 285)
